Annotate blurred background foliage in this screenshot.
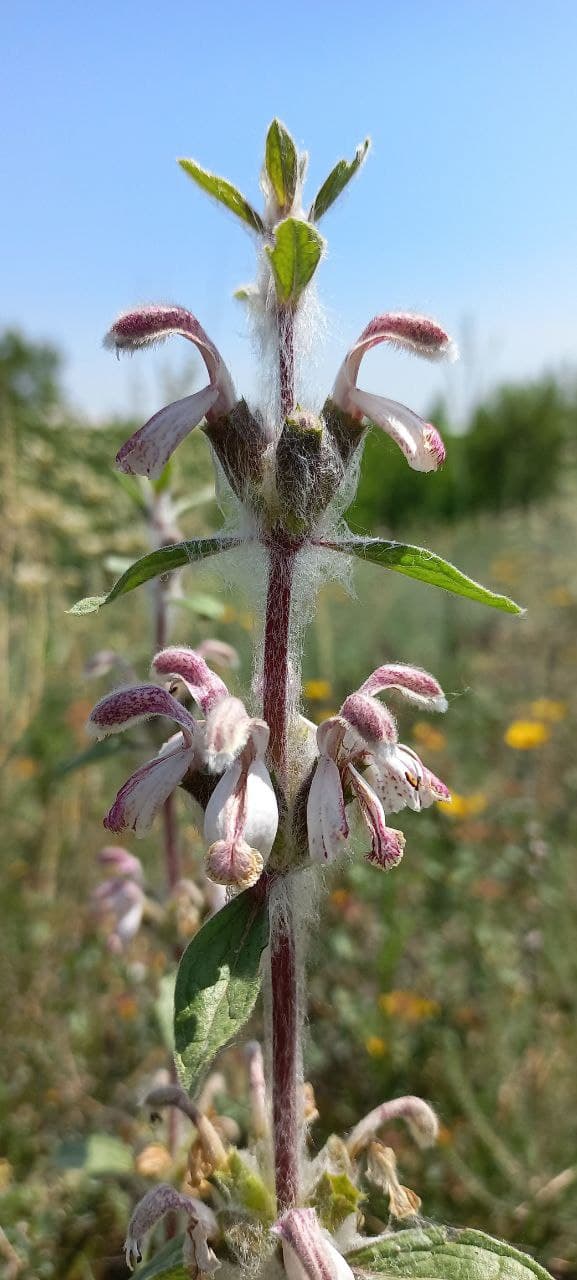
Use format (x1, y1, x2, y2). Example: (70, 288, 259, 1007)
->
(1, 329, 577, 1278)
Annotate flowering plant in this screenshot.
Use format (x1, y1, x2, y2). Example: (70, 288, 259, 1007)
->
(73, 122, 550, 1279)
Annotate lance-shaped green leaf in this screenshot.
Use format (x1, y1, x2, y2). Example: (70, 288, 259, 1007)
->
(265, 118, 298, 212)
(265, 217, 325, 306)
(68, 537, 236, 615)
(324, 538, 523, 614)
(178, 157, 264, 234)
(174, 888, 269, 1093)
(346, 1224, 552, 1279)
(309, 138, 370, 222)
(131, 1235, 187, 1280)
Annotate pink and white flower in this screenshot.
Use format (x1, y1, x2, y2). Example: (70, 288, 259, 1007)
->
(204, 703, 278, 889)
(331, 312, 456, 472)
(87, 647, 278, 887)
(307, 662, 450, 869)
(87, 682, 203, 836)
(124, 1184, 218, 1272)
(104, 305, 237, 478)
(273, 1207, 354, 1280)
(91, 846, 145, 953)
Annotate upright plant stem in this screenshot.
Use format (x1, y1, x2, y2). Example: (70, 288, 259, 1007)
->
(265, 306, 301, 1209)
(153, 523, 181, 1179)
(279, 309, 295, 419)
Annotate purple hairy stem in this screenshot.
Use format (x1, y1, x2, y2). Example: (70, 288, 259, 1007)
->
(263, 540, 296, 783)
(262, 532, 300, 1210)
(270, 897, 299, 1210)
(153, 522, 182, 1193)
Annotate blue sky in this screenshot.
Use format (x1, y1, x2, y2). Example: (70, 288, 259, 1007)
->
(3, 0, 576, 423)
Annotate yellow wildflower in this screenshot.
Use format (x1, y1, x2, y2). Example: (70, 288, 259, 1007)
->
(546, 586, 573, 607)
(504, 720, 550, 750)
(379, 990, 440, 1022)
(365, 1035, 388, 1058)
(304, 679, 332, 701)
(529, 699, 567, 723)
(437, 792, 487, 818)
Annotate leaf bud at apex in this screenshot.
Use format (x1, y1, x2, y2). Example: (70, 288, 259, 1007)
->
(274, 409, 346, 535)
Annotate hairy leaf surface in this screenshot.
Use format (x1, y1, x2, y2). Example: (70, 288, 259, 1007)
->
(265, 119, 298, 210)
(309, 138, 370, 221)
(329, 538, 523, 614)
(174, 888, 269, 1092)
(68, 538, 234, 615)
(348, 1224, 552, 1279)
(265, 217, 324, 305)
(178, 158, 264, 233)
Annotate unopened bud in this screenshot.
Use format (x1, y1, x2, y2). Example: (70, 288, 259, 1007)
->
(204, 399, 268, 505)
(275, 411, 344, 534)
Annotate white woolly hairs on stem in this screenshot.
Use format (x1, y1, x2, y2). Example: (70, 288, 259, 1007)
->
(244, 251, 328, 433)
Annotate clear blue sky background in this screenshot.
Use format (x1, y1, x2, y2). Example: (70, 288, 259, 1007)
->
(3, 0, 576, 423)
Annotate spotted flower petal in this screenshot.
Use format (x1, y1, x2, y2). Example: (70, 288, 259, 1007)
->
(331, 312, 455, 473)
(105, 304, 236, 476)
(116, 384, 219, 479)
(152, 646, 229, 714)
(358, 663, 447, 712)
(347, 765, 405, 870)
(307, 754, 349, 863)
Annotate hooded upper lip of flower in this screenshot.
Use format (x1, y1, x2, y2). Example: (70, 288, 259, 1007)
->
(306, 662, 450, 867)
(331, 312, 457, 473)
(86, 647, 278, 887)
(104, 305, 237, 479)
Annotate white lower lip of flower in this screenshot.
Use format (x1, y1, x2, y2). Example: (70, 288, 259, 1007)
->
(204, 758, 279, 856)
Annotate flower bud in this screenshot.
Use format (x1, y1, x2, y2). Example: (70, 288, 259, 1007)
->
(275, 411, 345, 534)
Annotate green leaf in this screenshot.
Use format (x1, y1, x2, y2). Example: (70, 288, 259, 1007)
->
(347, 1224, 552, 1279)
(178, 158, 264, 234)
(132, 1235, 188, 1280)
(265, 118, 298, 211)
(311, 1170, 363, 1233)
(68, 537, 234, 615)
(214, 1148, 276, 1222)
(56, 1133, 133, 1175)
(155, 971, 176, 1052)
(309, 138, 370, 222)
(329, 538, 523, 614)
(265, 218, 325, 306)
(174, 888, 269, 1093)
(53, 735, 133, 779)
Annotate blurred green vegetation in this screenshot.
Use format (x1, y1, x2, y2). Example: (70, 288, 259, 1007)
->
(1, 331, 577, 1278)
